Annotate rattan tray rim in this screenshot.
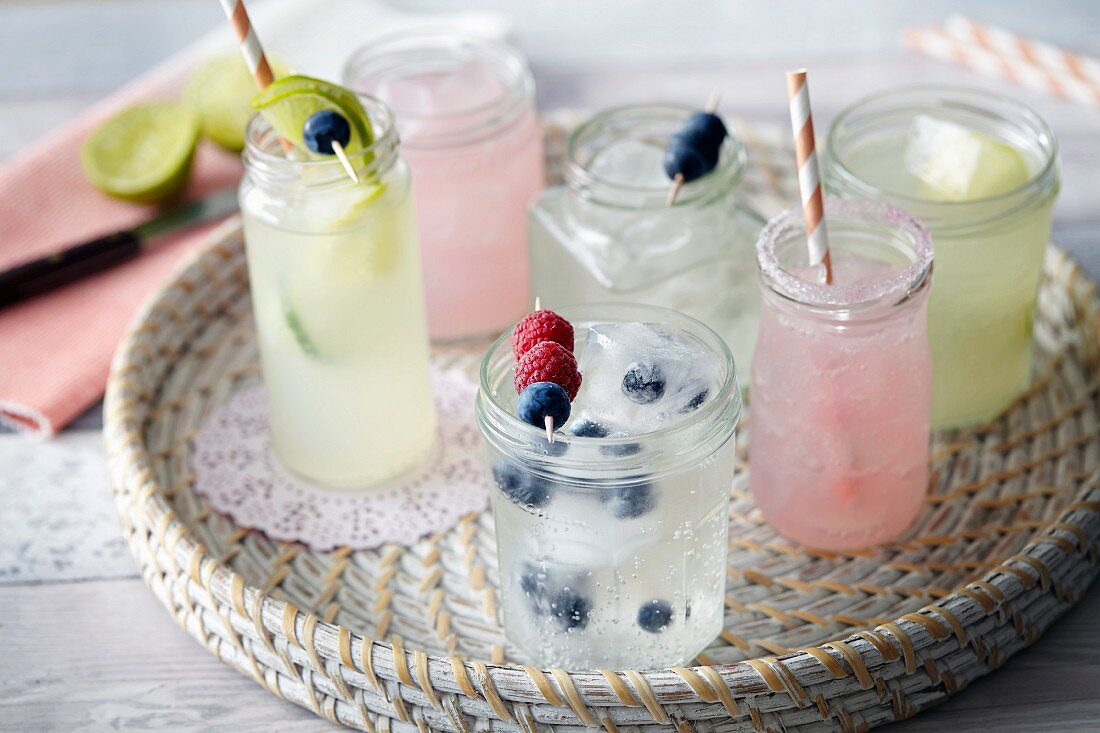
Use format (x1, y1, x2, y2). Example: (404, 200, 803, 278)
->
(104, 224, 1100, 733)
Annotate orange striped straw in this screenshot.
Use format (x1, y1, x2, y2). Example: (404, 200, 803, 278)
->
(904, 21, 1100, 109)
(218, 0, 276, 91)
(785, 69, 833, 285)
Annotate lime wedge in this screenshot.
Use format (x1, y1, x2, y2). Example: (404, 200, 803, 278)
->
(251, 75, 373, 153)
(905, 115, 1031, 201)
(81, 102, 200, 204)
(183, 53, 289, 152)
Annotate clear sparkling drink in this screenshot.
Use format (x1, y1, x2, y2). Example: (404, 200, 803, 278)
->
(528, 106, 763, 382)
(240, 98, 436, 489)
(824, 88, 1059, 428)
(345, 31, 544, 341)
(476, 304, 741, 669)
(750, 199, 934, 550)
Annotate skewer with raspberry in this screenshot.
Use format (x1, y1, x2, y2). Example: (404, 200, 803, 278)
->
(511, 307, 582, 442)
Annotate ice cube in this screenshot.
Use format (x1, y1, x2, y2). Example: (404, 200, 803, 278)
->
(904, 115, 1030, 201)
(573, 322, 721, 434)
(587, 139, 669, 188)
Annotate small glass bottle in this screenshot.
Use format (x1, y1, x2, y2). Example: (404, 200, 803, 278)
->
(239, 96, 436, 489)
(527, 105, 763, 380)
(824, 87, 1060, 428)
(344, 30, 544, 342)
(476, 303, 741, 668)
(750, 199, 933, 550)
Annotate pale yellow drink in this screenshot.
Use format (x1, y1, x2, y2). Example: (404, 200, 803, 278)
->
(825, 88, 1059, 428)
(240, 101, 435, 488)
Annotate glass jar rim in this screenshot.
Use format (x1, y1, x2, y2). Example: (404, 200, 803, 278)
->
(825, 85, 1059, 209)
(565, 104, 747, 209)
(242, 93, 399, 190)
(342, 27, 534, 148)
(756, 198, 933, 309)
(476, 303, 741, 476)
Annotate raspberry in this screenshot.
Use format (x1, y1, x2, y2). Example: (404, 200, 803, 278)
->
(514, 341, 582, 400)
(512, 309, 574, 360)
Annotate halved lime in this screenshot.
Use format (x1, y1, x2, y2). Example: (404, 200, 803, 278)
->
(183, 53, 289, 152)
(81, 102, 200, 204)
(251, 75, 373, 153)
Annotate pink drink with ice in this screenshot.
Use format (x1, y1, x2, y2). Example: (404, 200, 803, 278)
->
(749, 200, 933, 550)
(345, 31, 544, 341)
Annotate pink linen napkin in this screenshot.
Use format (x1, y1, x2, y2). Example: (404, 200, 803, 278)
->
(0, 53, 242, 435)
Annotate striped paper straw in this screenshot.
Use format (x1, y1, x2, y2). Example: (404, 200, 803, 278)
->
(945, 15, 1100, 90)
(785, 69, 833, 284)
(218, 0, 275, 90)
(904, 24, 1100, 109)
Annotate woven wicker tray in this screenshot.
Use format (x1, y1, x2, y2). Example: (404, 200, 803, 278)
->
(104, 123, 1100, 733)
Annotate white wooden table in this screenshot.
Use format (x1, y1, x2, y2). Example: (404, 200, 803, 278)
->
(2, 2, 1099, 731)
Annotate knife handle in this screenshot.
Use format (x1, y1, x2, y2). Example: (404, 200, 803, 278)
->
(0, 230, 142, 308)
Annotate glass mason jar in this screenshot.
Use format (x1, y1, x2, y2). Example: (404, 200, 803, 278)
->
(240, 97, 436, 489)
(476, 303, 741, 669)
(528, 105, 763, 383)
(344, 30, 544, 342)
(823, 87, 1060, 428)
(750, 199, 934, 550)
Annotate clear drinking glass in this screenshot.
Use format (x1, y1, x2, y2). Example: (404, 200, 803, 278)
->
(344, 29, 544, 342)
(750, 199, 934, 550)
(239, 97, 436, 489)
(824, 87, 1059, 428)
(476, 303, 741, 669)
(528, 105, 763, 381)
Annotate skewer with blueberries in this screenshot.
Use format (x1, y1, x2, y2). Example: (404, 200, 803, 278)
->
(664, 91, 728, 205)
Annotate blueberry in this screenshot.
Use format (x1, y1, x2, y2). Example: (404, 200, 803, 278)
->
(622, 362, 666, 404)
(519, 563, 591, 631)
(682, 112, 728, 149)
(677, 388, 709, 414)
(302, 110, 352, 155)
(637, 599, 674, 633)
(548, 589, 591, 631)
(519, 563, 544, 597)
(603, 481, 656, 519)
(492, 460, 552, 508)
(571, 419, 611, 438)
(663, 139, 709, 182)
(516, 382, 571, 431)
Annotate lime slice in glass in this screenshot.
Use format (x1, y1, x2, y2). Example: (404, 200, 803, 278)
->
(905, 115, 1031, 201)
(81, 101, 200, 204)
(251, 75, 374, 153)
(183, 53, 289, 152)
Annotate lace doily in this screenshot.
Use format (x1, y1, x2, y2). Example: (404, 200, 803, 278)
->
(191, 369, 488, 551)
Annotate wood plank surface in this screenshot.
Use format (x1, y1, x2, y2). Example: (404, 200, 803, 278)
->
(1, 1, 1099, 731)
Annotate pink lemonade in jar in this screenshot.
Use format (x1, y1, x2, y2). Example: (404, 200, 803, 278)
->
(749, 199, 934, 550)
(345, 31, 544, 341)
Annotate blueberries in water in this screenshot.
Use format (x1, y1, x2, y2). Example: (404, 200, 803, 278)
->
(571, 419, 611, 438)
(571, 418, 640, 457)
(677, 388, 709, 414)
(548, 590, 591, 631)
(516, 382, 571, 430)
(519, 562, 591, 632)
(492, 460, 552, 508)
(602, 440, 641, 458)
(622, 362, 666, 404)
(637, 599, 674, 633)
(603, 481, 656, 519)
(302, 110, 352, 155)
